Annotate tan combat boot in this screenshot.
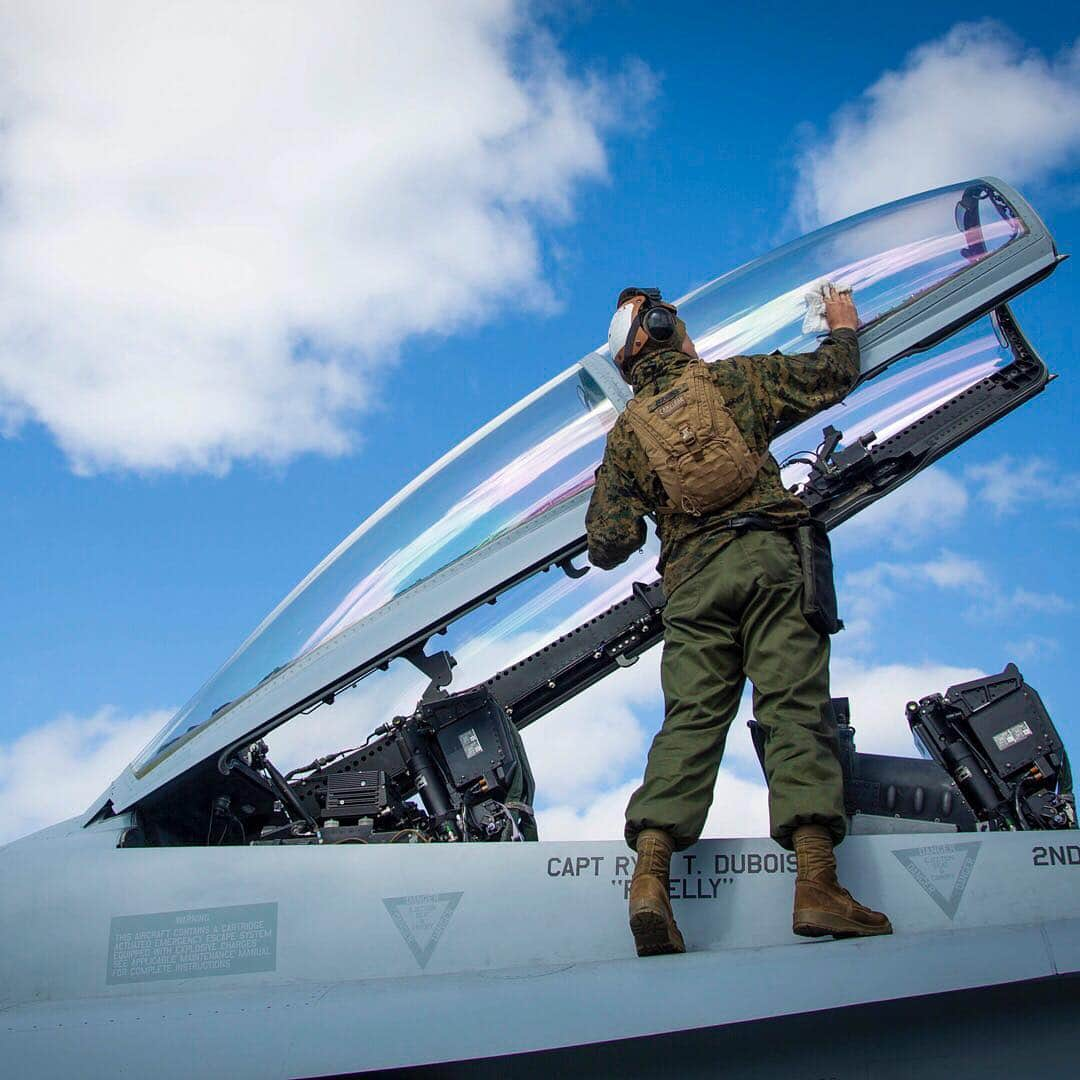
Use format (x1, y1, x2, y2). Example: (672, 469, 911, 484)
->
(628, 828, 686, 957)
(792, 824, 893, 938)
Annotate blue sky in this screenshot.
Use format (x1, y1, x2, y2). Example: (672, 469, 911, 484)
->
(0, 2, 1077, 840)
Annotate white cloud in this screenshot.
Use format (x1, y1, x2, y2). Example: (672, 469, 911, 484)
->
(1005, 635, 1061, 662)
(965, 455, 1080, 516)
(796, 22, 1080, 228)
(0, 707, 170, 844)
(842, 549, 988, 595)
(538, 770, 769, 843)
(700, 771, 770, 838)
(830, 657, 984, 758)
(988, 588, 1073, 618)
(539, 779, 639, 841)
(831, 466, 969, 554)
(0, 2, 650, 473)
(920, 551, 988, 589)
(838, 544, 1071, 643)
(839, 548, 987, 647)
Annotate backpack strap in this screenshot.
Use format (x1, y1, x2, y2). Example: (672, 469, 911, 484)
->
(690, 358, 772, 474)
(623, 395, 682, 515)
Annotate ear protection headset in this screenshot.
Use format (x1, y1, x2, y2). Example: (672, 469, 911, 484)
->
(609, 287, 679, 378)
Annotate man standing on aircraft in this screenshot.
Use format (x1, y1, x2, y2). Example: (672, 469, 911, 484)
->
(586, 286, 892, 956)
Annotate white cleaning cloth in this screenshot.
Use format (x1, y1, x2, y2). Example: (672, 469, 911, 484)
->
(802, 279, 852, 335)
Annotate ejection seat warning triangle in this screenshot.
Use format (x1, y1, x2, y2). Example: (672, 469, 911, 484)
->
(893, 841, 981, 920)
(383, 891, 463, 969)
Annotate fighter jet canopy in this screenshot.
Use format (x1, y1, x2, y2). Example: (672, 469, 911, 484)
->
(103, 178, 1058, 816)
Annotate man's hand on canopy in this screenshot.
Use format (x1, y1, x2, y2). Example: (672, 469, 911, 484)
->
(824, 286, 859, 332)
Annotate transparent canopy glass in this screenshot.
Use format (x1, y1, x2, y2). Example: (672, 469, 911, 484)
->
(134, 181, 1028, 772)
(136, 365, 617, 769)
(675, 180, 1023, 366)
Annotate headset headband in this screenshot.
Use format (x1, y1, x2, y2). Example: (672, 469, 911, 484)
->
(618, 286, 664, 308)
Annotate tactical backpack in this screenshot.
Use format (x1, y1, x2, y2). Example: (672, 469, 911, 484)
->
(624, 359, 767, 517)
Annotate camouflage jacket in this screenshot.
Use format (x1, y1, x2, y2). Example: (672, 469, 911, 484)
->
(585, 330, 860, 596)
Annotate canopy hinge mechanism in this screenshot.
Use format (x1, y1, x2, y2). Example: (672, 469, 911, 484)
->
(403, 641, 458, 704)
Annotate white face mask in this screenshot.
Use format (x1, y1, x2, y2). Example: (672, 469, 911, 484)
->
(607, 301, 636, 363)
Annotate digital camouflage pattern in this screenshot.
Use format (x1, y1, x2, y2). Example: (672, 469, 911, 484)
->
(585, 329, 860, 596)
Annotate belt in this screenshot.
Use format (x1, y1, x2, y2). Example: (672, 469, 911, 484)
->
(723, 513, 776, 533)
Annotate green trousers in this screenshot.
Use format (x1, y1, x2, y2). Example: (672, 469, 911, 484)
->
(625, 529, 846, 853)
